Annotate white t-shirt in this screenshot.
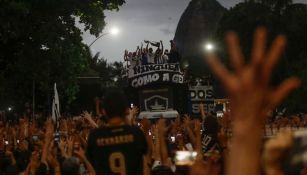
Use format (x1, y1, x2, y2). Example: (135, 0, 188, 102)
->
(162, 54, 169, 64)
(128, 56, 138, 67)
(147, 53, 155, 64)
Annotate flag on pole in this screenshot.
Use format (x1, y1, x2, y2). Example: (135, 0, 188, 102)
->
(52, 83, 60, 131)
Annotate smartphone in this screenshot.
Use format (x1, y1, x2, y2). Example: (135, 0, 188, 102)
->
(17, 139, 20, 144)
(175, 151, 197, 175)
(54, 132, 60, 142)
(171, 136, 175, 143)
(4, 140, 9, 145)
(283, 130, 307, 175)
(174, 151, 197, 166)
(130, 103, 134, 109)
(32, 135, 38, 142)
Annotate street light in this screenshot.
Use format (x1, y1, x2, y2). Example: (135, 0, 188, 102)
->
(204, 42, 215, 52)
(110, 27, 119, 35)
(88, 27, 120, 47)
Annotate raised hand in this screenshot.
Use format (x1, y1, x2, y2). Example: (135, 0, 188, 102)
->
(130, 106, 139, 117)
(128, 106, 139, 125)
(83, 111, 98, 128)
(74, 146, 86, 160)
(140, 118, 151, 133)
(205, 27, 300, 175)
(205, 27, 300, 127)
(83, 111, 92, 121)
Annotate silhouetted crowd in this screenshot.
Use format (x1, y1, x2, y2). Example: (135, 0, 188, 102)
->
(124, 40, 181, 67)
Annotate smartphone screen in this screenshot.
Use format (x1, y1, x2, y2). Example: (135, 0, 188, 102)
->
(175, 151, 197, 166)
(171, 136, 175, 143)
(32, 135, 38, 142)
(54, 132, 60, 142)
(4, 140, 9, 145)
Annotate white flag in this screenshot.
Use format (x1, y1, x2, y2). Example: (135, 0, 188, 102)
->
(52, 83, 60, 130)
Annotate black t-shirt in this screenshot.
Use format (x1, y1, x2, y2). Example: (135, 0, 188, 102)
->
(86, 125, 148, 175)
(201, 115, 220, 154)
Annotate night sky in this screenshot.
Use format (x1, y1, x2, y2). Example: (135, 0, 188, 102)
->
(82, 0, 306, 62)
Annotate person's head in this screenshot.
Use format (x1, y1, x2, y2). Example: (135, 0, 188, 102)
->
(103, 88, 128, 119)
(149, 48, 153, 53)
(5, 165, 19, 175)
(164, 49, 169, 54)
(133, 52, 137, 57)
(203, 114, 219, 135)
(62, 158, 80, 175)
(152, 165, 174, 175)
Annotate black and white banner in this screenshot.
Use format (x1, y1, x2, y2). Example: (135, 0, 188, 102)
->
(139, 88, 173, 112)
(128, 63, 184, 88)
(189, 85, 214, 115)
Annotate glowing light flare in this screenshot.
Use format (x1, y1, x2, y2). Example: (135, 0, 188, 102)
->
(204, 43, 215, 51)
(110, 27, 120, 36)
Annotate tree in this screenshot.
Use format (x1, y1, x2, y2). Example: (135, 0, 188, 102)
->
(0, 0, 125, 113)
(216, 0, 307, 113)
(88, 53, 126, 88)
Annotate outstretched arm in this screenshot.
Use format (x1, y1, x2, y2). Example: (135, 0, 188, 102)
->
(199, 103, 206, 121)
(124, 50, 128, 61)
(140, 43, 143, 52)
(160, 40, 164, 55)
(157, 119, 170, 166)
(41, 119, 53, 165)
(75, 147, 96, 175)
(83, 111, 98, 128)
(146, 43, 149, 51)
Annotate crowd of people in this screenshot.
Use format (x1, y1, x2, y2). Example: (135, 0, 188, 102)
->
(0, 28, 306, 175)
(123, 40, 181, 68)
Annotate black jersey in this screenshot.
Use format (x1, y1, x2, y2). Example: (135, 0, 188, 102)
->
(201, 115, 220, 154)
(86, 124, 147, 175)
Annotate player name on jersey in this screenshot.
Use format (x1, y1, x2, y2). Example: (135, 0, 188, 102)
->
(96, 134, 134, 146)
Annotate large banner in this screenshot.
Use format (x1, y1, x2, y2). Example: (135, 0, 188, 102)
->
(189, 85, 214, 115)
(128, 63, 184, 88)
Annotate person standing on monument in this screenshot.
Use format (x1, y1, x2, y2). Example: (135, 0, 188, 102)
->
(145, 41, 155, 64)
(168, 40, 181, 63)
